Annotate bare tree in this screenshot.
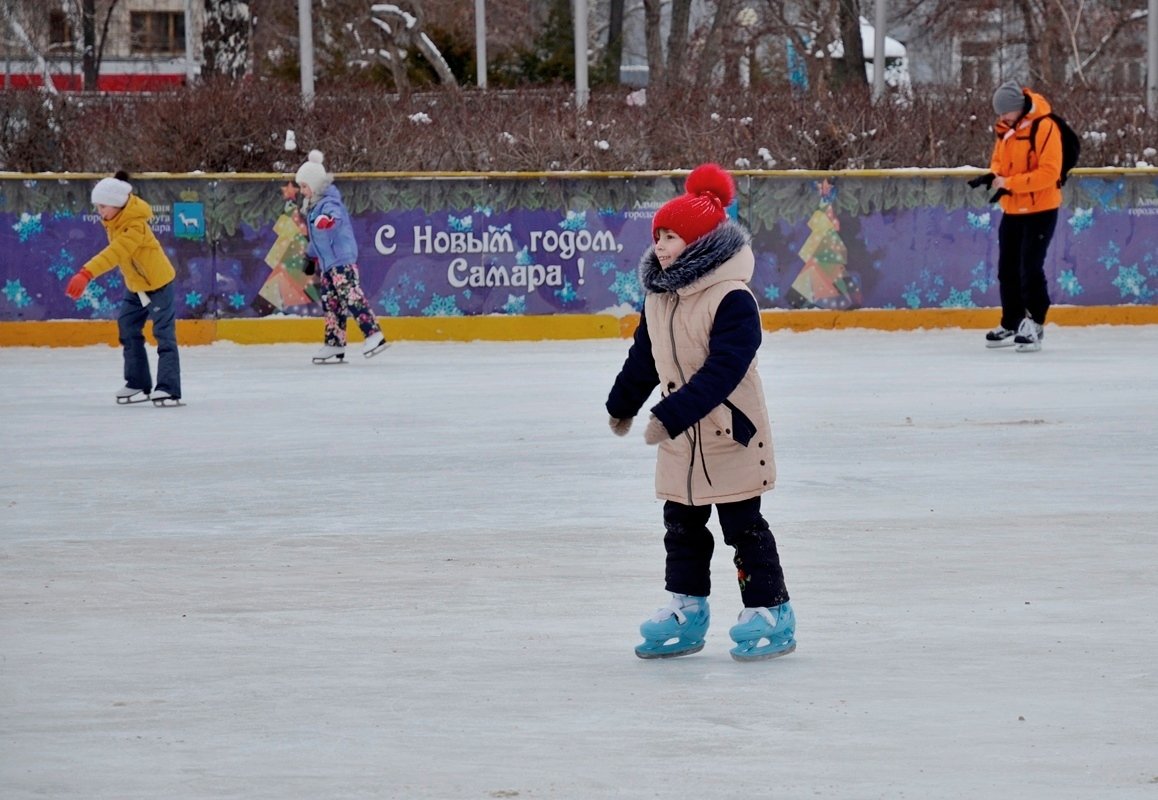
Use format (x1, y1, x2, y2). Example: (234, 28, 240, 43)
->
(642, 0, 665, 86)
(892, 0, 1146, 90)
(370, 2, 458, 97)
(831, 0, 868, 92)
(203, 0, 252, 80)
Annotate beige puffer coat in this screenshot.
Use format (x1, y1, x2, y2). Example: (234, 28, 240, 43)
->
(644, 227, 776, 506)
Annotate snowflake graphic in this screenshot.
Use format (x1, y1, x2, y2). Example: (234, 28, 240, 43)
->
(1098, 241, 1122, 271)
(49, 249, 78, 280)
(183, 291, 201, 307)
(515, 247, 533, 266)
(422, 294, 463, 316)
(555, 279, 578, 304)
(918, 269, 945, 303)
(1057, 270, 1083, 298)
(229, 292, 247, 309)
(378, 290, 402, 317)
(970, 260, 995, 294)
(473, 205, 493, 217)
(1067, 207, 1094, 234)
(1112, 265, 1151, 300)
(3, 279, 32, 308)
(12, 212, 43, 242)
(966, 211, 992, 231)
(406, 296, 420, 310)
(901, 282, 922, 309)
(940, 288, 975, 308)
(448, 214, 473, 233)
(762, 284, 781, 303)
(594, 259, 618, 276)
(502, 294, 527, 315)
(559, 210, 587, 231)
(73, 281, 111, 316)
(609, 270, 643, 309)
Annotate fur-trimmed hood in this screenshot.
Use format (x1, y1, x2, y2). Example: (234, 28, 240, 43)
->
(640, 220, 752, 295)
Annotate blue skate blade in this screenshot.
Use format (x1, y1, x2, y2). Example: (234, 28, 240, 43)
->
(729, 640, 796, 662)
(634, 640, 705, 659)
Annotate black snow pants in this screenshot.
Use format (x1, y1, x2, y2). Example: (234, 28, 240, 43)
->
(997, 208, 1057, 329)
(662, 496, 789, 609)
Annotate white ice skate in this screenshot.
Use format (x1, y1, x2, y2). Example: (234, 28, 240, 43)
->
(312, 344, 347, 364)
(1014, 318, 1043, 353)
(115, 386, 150, 405)
(984, 326, 1016, 348)
(362, 331, 390, 359)
(151, 389, 184, 407)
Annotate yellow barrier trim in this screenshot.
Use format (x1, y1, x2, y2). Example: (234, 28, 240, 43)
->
(3, 306, 1156, 347)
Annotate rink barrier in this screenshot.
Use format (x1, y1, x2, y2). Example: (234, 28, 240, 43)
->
(4, 168, 1157, 343)
(2, 304, 1156, 347)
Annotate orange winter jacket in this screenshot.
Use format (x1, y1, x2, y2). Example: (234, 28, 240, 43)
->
(988, 88, 1064, 215)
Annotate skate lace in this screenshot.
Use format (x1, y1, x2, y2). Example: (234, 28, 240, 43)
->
(1016, 318, 1039, 341)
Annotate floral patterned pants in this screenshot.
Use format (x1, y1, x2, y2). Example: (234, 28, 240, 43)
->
(318, 264, 381, 346)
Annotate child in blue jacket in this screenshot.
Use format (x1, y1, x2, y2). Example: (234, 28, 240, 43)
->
(295, 150, 389, 363)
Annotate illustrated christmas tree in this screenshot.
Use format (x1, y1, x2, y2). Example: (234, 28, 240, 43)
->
(252, 182, 320, 315)
(786, 179, 862, 310)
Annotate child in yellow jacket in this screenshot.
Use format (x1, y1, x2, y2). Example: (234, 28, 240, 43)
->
(65, 172, 182, 405)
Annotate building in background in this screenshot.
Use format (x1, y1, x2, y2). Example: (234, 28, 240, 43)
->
(1, 0, 202, 91)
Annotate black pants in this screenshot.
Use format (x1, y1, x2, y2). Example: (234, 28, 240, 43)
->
(997, 209, 1057, 329)
(662, 497, 789, 608)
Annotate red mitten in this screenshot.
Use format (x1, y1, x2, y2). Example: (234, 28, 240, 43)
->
(65, 269, 93, 300)
(314, 214, 336, 230)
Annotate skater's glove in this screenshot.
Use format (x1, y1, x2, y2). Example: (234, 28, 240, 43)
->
(303, 258, 317, 276)
(988, 188, 1011, 203)
(65, 269, 93, 300)
(644, 415, 669, 445)
(608, 416, 633, 437)
(967, 172, 995, 190)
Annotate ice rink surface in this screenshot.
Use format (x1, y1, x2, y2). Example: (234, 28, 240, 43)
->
(2, 326, 1156, 799)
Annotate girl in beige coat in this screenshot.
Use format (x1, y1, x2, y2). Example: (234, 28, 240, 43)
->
(606, 164, 794, 661)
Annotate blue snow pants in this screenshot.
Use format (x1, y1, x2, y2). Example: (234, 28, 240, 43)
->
(118, 281, 181, 398)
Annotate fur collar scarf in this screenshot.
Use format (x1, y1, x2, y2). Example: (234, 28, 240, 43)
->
(640, 221, 750, 294)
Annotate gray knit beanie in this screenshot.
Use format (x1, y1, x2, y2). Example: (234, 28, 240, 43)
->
(992, 81, 1026, 115)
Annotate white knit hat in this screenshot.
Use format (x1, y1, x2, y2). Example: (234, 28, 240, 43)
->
(91, 176, 133, 208)
(295, 150, 332, 194)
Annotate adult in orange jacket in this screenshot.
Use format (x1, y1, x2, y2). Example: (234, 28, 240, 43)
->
(973, 81, 1063, 352)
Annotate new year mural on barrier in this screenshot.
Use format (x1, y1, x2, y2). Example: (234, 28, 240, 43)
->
(1, 172, 1156, 323)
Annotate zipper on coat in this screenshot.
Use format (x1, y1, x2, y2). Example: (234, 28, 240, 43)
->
(666, 295, 697, 504)
(666, 293, 713, 503)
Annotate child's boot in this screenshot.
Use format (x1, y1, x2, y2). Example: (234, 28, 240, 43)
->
(635, 593, 710, 659)
(729, 601, 796, 661)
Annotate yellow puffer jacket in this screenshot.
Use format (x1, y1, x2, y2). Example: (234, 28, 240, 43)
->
(83, 194, 176, 292)
(988, 89, 1064, 215)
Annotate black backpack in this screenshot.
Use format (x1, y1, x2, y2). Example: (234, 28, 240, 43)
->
(1030, 113, 1081, 187)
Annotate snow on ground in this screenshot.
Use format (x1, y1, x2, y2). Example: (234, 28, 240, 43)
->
(2, 326, 1156, 799)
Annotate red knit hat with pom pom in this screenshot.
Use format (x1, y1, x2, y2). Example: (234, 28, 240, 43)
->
(652, 163, 735, 244)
